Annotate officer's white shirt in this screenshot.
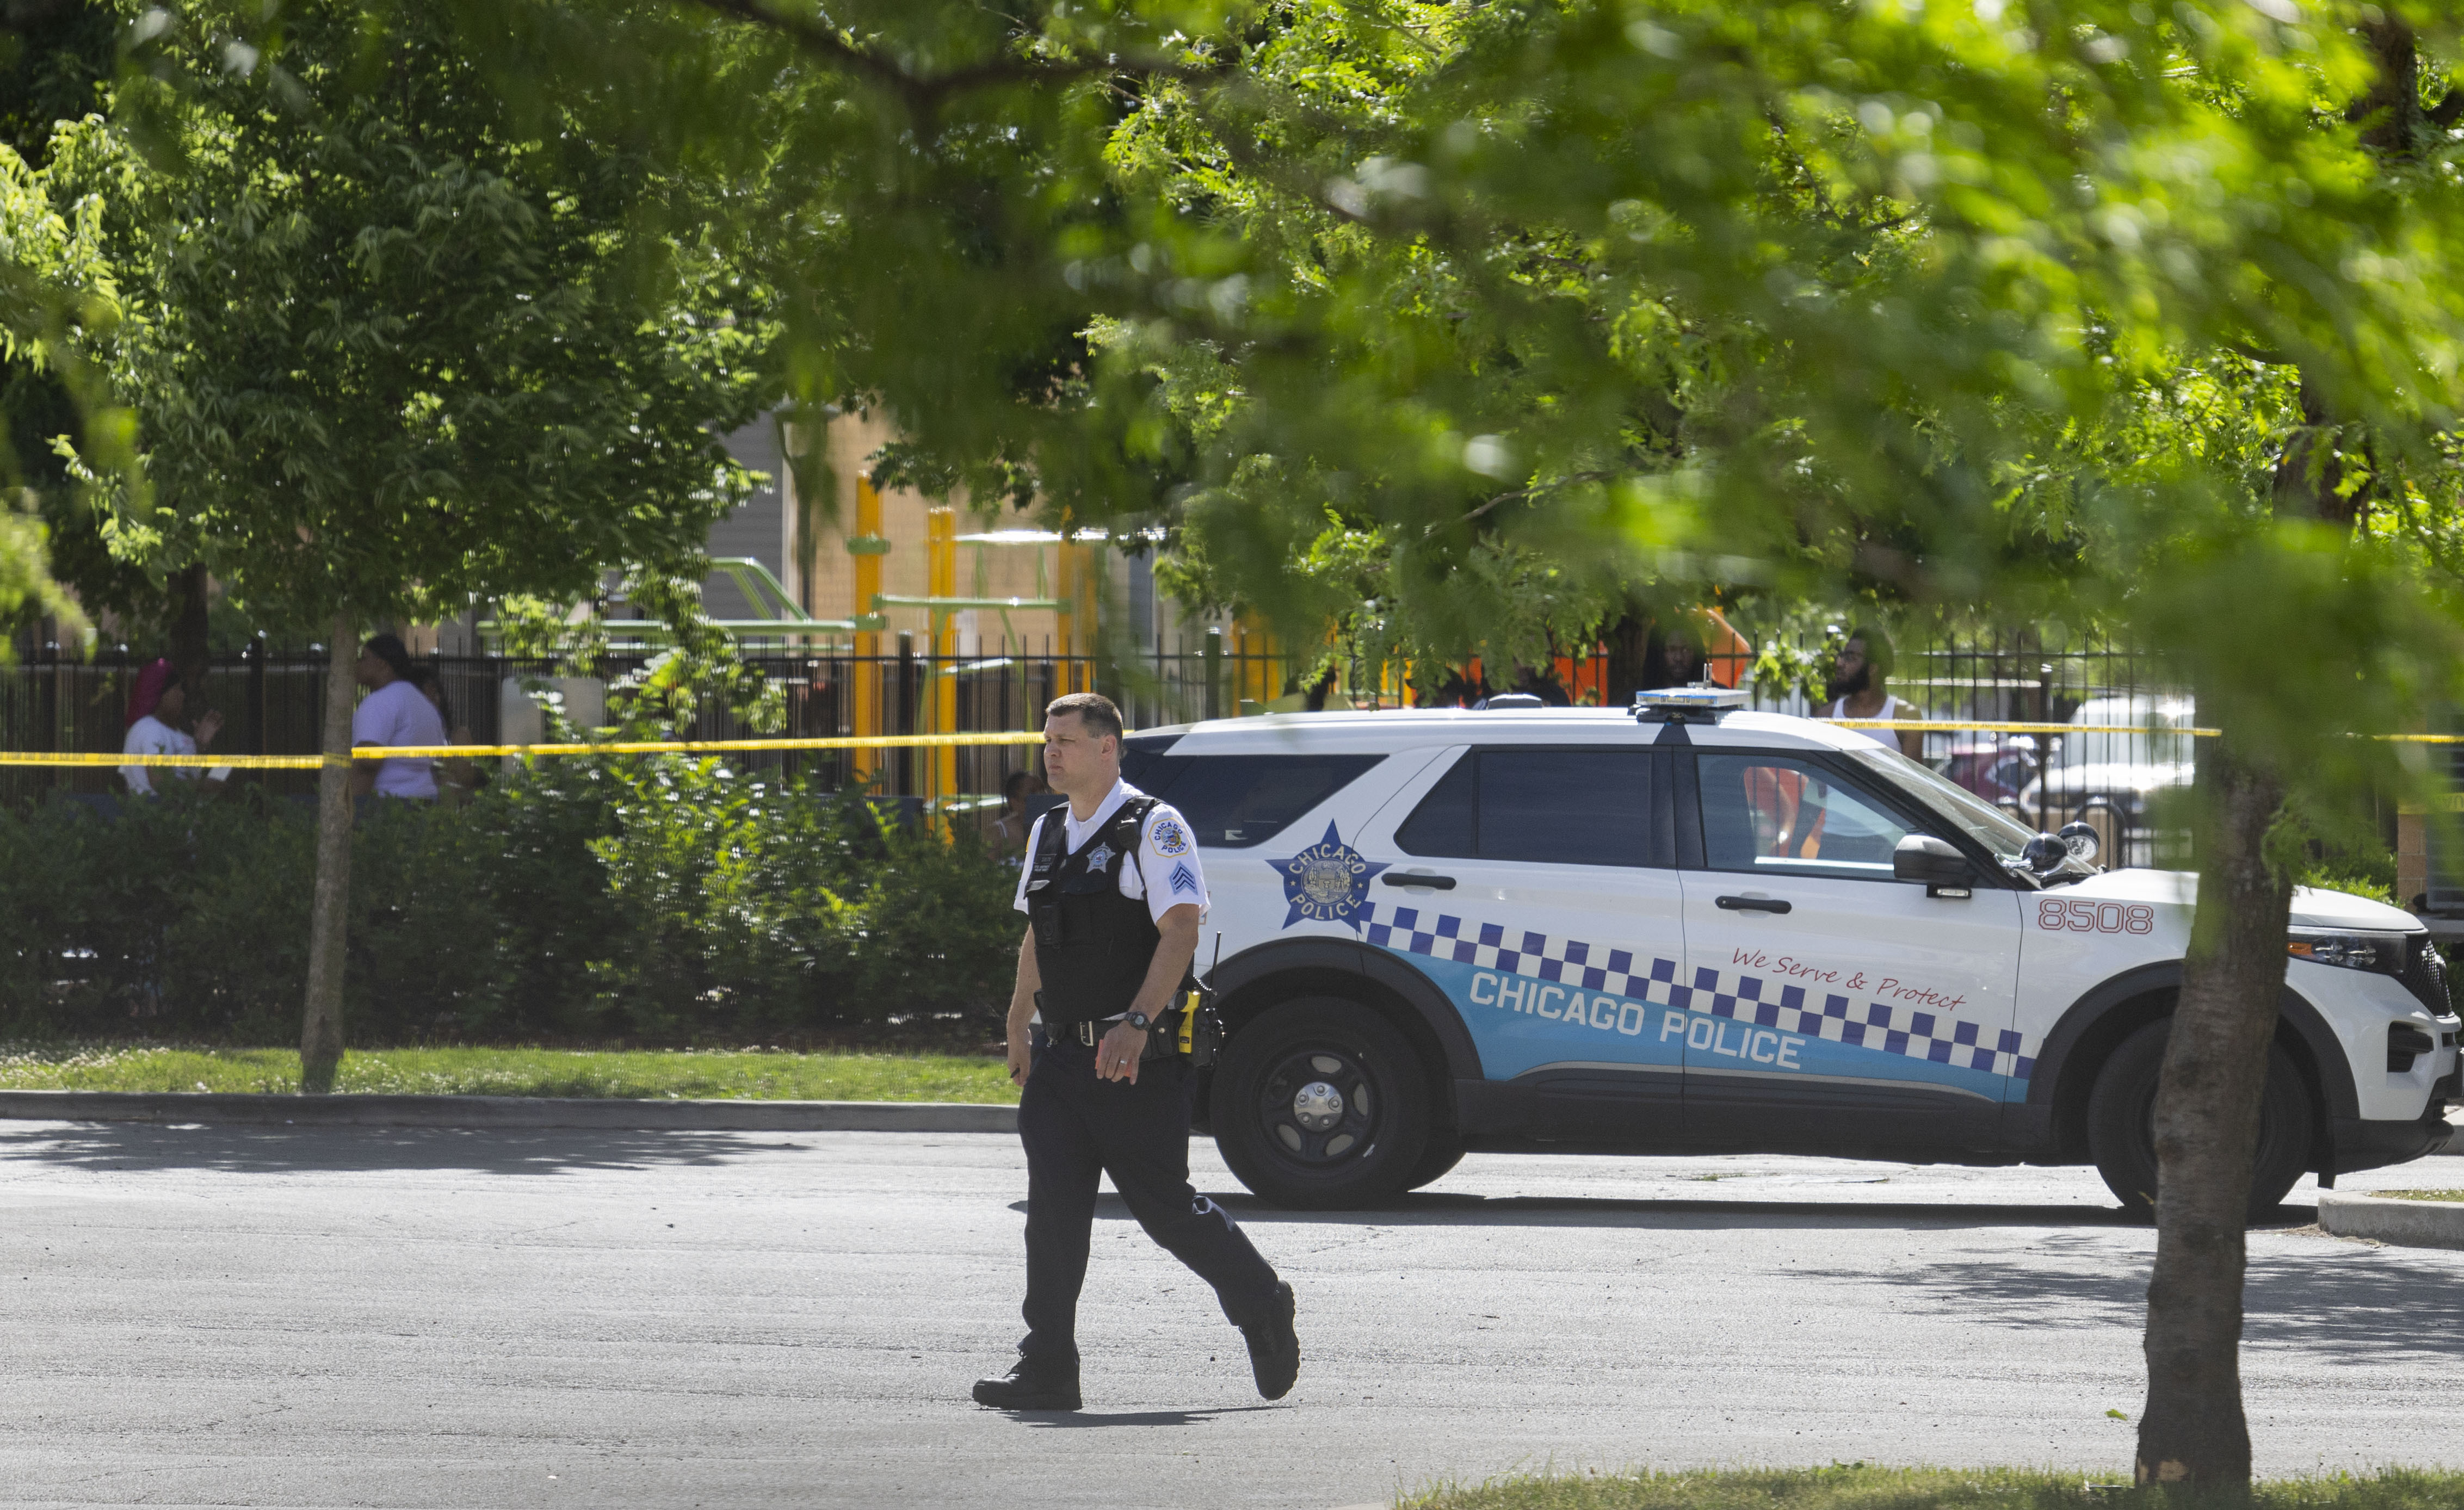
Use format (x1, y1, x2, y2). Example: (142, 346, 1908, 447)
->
(1011, 778, 1209, 925)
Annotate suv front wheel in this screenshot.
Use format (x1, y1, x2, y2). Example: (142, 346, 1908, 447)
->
(1213, 997, 1432, 1210)
(2086, 1018, 2315, 1223)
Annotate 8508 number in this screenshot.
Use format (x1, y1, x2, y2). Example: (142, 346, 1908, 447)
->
(2037, 899, 2154, 935)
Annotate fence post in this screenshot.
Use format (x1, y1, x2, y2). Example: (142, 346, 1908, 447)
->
(1204, 627, 1224, 721)
(246, 634, 267, 757)
(850, 473, 888, 789)
(928, 507, 959, 816)
(1056, 529, 1097, 695)
(896, 629, 917, 799)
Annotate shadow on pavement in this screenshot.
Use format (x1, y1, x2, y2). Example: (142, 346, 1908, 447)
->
(0, 1121, 792, 1177)
(1011, 1406, 1287, 1428)
(1115, 1190, 2159, 1231)
(1789, 1227, 2464, 1360)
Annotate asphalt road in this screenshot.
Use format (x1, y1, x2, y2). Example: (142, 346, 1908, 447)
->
(0, 1121, 2459, 1510)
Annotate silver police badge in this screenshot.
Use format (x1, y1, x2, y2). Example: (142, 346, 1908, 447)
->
(1268, 821, 1388, 932)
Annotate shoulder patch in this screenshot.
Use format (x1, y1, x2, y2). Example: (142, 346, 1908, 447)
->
(1149, 815, 1191, 857)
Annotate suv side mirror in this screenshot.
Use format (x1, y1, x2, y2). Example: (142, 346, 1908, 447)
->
(1893, 834, 1973, 889)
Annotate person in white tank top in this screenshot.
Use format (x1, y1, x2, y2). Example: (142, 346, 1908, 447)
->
(1824, 626, 1925, 758)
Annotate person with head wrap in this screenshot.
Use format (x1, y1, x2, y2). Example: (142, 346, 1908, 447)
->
(349, 634, 448, 801)
(119, 659, 224, 796)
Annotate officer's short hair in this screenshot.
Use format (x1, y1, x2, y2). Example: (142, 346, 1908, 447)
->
(1046, 692, 1123, 745)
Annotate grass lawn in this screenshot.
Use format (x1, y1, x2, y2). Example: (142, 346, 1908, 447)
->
(1398, 1466, 2464, 1510)
(2372, 1190, 2464, 1203)
(0, 1043, 1019, 1103)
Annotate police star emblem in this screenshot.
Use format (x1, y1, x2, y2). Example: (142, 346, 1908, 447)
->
(1267, 822, 1387, 932)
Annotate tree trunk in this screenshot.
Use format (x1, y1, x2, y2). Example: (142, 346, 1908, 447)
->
(1601, 612, 1651, 707)
(300, 614, 355, 1095)
(2132, 14, 2412, 1492)
(2134, 737, 2292, 1490)
(166, 564, 210, 701)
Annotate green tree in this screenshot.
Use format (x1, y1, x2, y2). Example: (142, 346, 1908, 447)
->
(1, 0, 154, 645)
(139, 0, 2464, 1484)
(27, 0, 772, 1088)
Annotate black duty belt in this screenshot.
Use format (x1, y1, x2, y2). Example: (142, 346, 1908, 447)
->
(1070, 1018, 1179, 1061)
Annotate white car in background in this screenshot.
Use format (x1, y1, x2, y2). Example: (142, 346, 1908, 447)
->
(1120, 694, 2458, 1219)
(2016, 694, 2198, 860)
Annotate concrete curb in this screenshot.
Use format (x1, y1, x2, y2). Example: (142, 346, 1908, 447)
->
(2318, 1190, 2464, 1250)
(0, 1090, 1017, 1134)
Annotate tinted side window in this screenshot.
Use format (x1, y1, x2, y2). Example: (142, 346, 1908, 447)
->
(1164, 754, 1385, 848)
(1394, 752, 1475, 857)
(1119, 734, 1189, 795)
(1395, 749, 1658, 868)
(1697, 753, 1914, 881)
(1480, 751, 1656, 867)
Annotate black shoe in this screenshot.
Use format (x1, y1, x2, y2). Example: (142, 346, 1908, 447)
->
(1239, 1282, 1299, 1401)
(971, 1359, 1081, 1411)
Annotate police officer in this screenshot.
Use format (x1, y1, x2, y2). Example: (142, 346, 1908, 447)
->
(972, 692, 1299, 1411)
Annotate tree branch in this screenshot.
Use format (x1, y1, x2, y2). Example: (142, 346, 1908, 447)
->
(1461, 471, 1617, 524)
(680, 0, 1227, 122)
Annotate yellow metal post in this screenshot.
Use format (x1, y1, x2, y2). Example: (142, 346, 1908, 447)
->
(928, 506, 959, 818)
(851, 475, 886, 786)
(1057, 533, 1094, 693)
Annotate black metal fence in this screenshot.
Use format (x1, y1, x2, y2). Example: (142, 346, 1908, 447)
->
(0, 635, 1306, 809)
(2, 628, 2204, 863)
(1733, 626, 2193, 867)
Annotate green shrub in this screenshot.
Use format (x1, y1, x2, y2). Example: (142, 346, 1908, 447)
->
(579, 758, 1021, 1039)
(0, 761, 1021, 1046)
(2298, 837, 2400, 906)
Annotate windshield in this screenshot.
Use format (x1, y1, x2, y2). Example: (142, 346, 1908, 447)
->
(1842, 744, 2037, 863)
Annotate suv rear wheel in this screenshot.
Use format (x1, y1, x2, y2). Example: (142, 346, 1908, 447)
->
(2086, 1019, 2314, 1223)
(1213, 997, 1431, 1210)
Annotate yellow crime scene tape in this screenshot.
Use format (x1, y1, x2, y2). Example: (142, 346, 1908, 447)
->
(0, 730, 1053, 769)
(1824, 720, 2218, 736)
(1829, 720, 2464, 744)
(23, 718, 2464, 769)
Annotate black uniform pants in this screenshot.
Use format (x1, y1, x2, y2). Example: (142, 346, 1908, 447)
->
(1017, 1034, 1280, 1367)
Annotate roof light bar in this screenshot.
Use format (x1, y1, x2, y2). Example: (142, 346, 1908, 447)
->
(1632, 685, 1750, 724)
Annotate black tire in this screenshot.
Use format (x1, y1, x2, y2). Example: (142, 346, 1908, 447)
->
(2086, 1019, 2315, 1224)
(1213, 996, 1432, 1210)
(1404, 1129, 1467, 1191)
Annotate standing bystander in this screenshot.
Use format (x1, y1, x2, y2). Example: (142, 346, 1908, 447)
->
(405, 665, 484, 804)
(350, 635, 448, 802)
(987, 767, 1051, 858)
(120, 659, 225, 797)
(1823, 626, 1926, 759)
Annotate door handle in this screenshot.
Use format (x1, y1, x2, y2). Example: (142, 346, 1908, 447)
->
(1381, 872, 1458, 890)
(1714, 895, 1792, 914)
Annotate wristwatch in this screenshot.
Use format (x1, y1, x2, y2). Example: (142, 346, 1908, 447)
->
(1122, 1011, 1152, 1032)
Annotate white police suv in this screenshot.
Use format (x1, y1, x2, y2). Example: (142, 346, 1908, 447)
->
(1122, 691, 2462, 1217)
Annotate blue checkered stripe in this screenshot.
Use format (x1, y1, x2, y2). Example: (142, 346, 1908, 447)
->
(1360, 901, 2035, 1082)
